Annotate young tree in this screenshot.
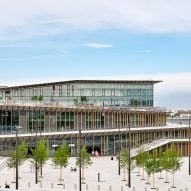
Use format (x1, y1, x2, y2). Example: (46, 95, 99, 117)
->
(30, 139, 49, 177)
(7, 140, 28, 181)
(144, 151, 160, 189)
(161, 148, 171, 183)
(135, 148, 148, 180)
(168, 146, 183, 188)
(120, 149, 134, 182)
(52, 144, 70, 184)
(161, 146, 182, 184)
(76, 145, 92, 180)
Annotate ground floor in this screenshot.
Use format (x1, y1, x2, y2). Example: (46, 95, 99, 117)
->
(0, 156, 190, 191)
(0, 125, 190, 157)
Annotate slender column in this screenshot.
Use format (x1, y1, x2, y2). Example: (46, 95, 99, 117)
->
(128, 113, 131, 188)
(188, 116, 191, 175)
(15, 129, 19, 190)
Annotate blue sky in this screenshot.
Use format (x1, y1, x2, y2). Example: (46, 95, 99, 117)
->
(0, 0, 191, 109)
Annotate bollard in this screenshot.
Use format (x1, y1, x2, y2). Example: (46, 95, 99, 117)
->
(74, 184, 77, 190)
(168, 188, 171, 191)
(97, 185, 100, 191)
(63, 183, 65, 189)
(28, 182, 30, 188)
(98, 173, 100, 182)
(121, 186, 123, 191)
(51, 182, 54, 189)
(86, 184, 88, 190)
(144, 187, 147, 191)
(40, 182, 42, 188)
(185, 188, 188, 191)
(133, 186, 135, 191)
(156, 188, 159, 191)
(109, 185, 112, 191)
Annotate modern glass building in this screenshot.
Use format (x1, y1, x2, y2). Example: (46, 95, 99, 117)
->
(0, 80, 159, 107)
(0, 80, 189, 157)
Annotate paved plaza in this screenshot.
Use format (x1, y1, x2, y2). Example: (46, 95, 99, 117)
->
(0, 156, 191, 191)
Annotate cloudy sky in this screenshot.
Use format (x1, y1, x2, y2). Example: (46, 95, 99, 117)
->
(0, 0, 191, 109)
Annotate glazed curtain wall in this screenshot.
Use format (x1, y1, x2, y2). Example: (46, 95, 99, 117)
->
(0, 108, 166, 134)
(0, 82, 154, 107)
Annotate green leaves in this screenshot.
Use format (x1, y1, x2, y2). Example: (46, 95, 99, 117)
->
(161, 146, 182, 173)
(30, 139, 49, 175)
(120, 149, 134, 170)
(135, 147, 148, 168)
(52, 144, 70, 168)
(7, 140, 28, 169)
(76, 145, 92, 168)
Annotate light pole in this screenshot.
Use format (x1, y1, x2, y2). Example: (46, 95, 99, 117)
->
(77, 109, 82, 191)
(118, 123, 121, 175)
(35, 124, 38, 184)
(128, 113, 131, 188)
(79, 126, 82, 191)
(16, 125, 22, 190)
(188, 115, 191, 175)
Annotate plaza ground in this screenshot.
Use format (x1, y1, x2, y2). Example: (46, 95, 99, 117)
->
(0, 156, 191, 191)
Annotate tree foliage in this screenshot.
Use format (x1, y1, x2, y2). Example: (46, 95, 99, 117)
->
(52, 144, 70, 182)
(76, 145, 92, 168)
(76, 145, 92, 180)
(120, 149, 134, 169)
(52, 144, 70, 168)
(30, 139, 49, 176)
(7, 140, 28, 169)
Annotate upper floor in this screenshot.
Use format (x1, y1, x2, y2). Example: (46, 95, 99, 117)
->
(0, 80, 161, 107)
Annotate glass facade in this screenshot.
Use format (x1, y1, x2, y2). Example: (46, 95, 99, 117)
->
(0, 80, 169, 157)
(0, 80, 157, 107)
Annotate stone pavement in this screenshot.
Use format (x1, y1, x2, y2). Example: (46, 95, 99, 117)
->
(0, 156, 191, 191)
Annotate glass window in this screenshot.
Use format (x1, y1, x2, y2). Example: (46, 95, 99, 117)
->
(102, 89, 105, 96)
(111, 89, 115, 96)
(92, 89, 95, 96)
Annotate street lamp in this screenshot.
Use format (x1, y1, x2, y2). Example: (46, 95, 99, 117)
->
(188, 115, 191, 175)
(15, 125, 22, 190)
(35, 124, 38, 184)
(128, 113, 131, 188)
(77, 108, 82, 191)
(79, 121, 82, 191)
(118, 123, 121, 175)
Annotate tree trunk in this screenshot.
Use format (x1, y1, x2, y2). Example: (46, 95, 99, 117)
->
(164, 170, 169, 183)
(82, 167, 85, 180)
(12, 167, 16, 183)
(145, 173, 150, 184)
(60, 167, 63, 181)
(152, 172, 155, 189)
(141, 167, 145, 180)
(171, 171, 176, 188)
(159, 171, 163, 179)
(122, 167, 126, 181)
(40, 164, 43, 177)
(137, 167, 141, 176)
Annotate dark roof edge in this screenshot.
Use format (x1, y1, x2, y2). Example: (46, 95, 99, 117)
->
(0, 80, 162, 90)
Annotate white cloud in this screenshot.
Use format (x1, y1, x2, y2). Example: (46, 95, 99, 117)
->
(83, 43, 113, 48)
(0, 0, 191, 39)
(139, 49, 152, 53)
(60, 50, 70, 54)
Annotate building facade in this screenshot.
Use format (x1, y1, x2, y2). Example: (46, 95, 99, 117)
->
(0, 80, 190, 157)
(0, 80, 158, 107)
